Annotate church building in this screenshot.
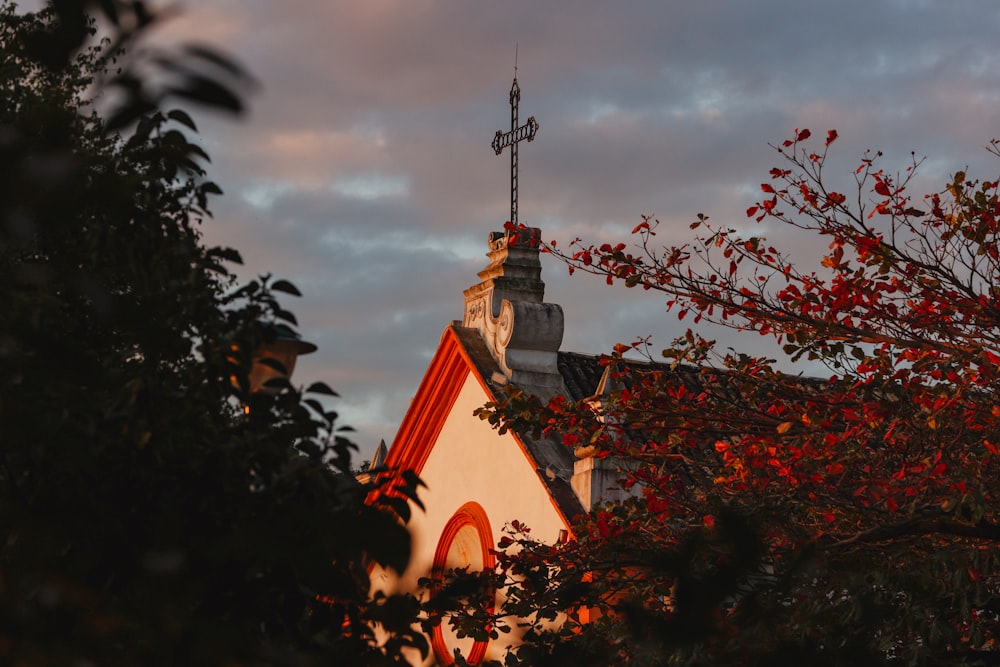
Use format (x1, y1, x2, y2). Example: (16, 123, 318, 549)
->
(375, 224, 632, 665)
(371, 76, 634, 665)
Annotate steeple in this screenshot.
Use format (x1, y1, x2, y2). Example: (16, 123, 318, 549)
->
(462, 226, 564, 392)
(467, 74, 561, 392)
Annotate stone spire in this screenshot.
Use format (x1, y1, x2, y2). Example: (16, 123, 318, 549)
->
(462, 226, 564, 392)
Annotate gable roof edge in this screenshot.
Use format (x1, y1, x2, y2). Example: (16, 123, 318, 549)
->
(383, 325, 472, 475)
(383, 324, 580, 531)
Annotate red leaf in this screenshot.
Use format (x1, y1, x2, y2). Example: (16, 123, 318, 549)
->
(797, 128, 811, 141)
(874, 181, 891, 196)
(826, 129, 838, 145)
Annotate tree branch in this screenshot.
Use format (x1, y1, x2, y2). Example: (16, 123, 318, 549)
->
(825, 511, 1000, 551)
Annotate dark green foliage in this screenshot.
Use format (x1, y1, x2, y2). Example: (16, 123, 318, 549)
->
(0, 2, 424, 664)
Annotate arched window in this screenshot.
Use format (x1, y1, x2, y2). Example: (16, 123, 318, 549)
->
(430, 502, 495, 665)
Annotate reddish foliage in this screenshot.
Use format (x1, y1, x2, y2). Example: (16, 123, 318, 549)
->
(478, 132, 1000, 665)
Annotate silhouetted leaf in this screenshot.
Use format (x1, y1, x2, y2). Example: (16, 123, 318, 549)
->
(166, 108, 197, 131)
(167, 75, 243, 114)
(184, 43, 252, 81)
(271, 279, 302, 297)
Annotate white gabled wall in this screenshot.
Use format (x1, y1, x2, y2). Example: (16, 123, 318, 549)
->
(373, 368, 567, 665)
(411, 368, 566, 581)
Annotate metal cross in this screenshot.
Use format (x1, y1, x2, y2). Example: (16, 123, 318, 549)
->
(492, 77, 539, 226)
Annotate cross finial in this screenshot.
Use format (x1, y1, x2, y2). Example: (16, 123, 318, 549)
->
(491, 64, 539, 228)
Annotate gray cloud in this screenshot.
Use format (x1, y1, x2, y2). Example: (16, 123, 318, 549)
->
(150, 0, 1000, 457)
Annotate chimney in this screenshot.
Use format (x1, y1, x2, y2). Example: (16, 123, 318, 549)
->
(570, 365, 642, 511)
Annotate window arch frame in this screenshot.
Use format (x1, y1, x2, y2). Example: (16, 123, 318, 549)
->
(430, 501, 496, 665)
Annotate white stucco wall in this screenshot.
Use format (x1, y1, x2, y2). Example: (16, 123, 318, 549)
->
(411, 369, 565, 573)
(373, 368, 567, 664)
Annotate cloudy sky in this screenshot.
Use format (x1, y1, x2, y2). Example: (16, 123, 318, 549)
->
(137, 0, 1000, 459)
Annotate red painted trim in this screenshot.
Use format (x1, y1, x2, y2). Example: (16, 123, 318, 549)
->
(383, 327, 468, 475)
(430, 502, 495, 665)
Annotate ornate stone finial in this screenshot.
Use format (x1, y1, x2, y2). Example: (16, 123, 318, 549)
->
(492, 75, 539, 228)
(462, 227, 563, 391)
